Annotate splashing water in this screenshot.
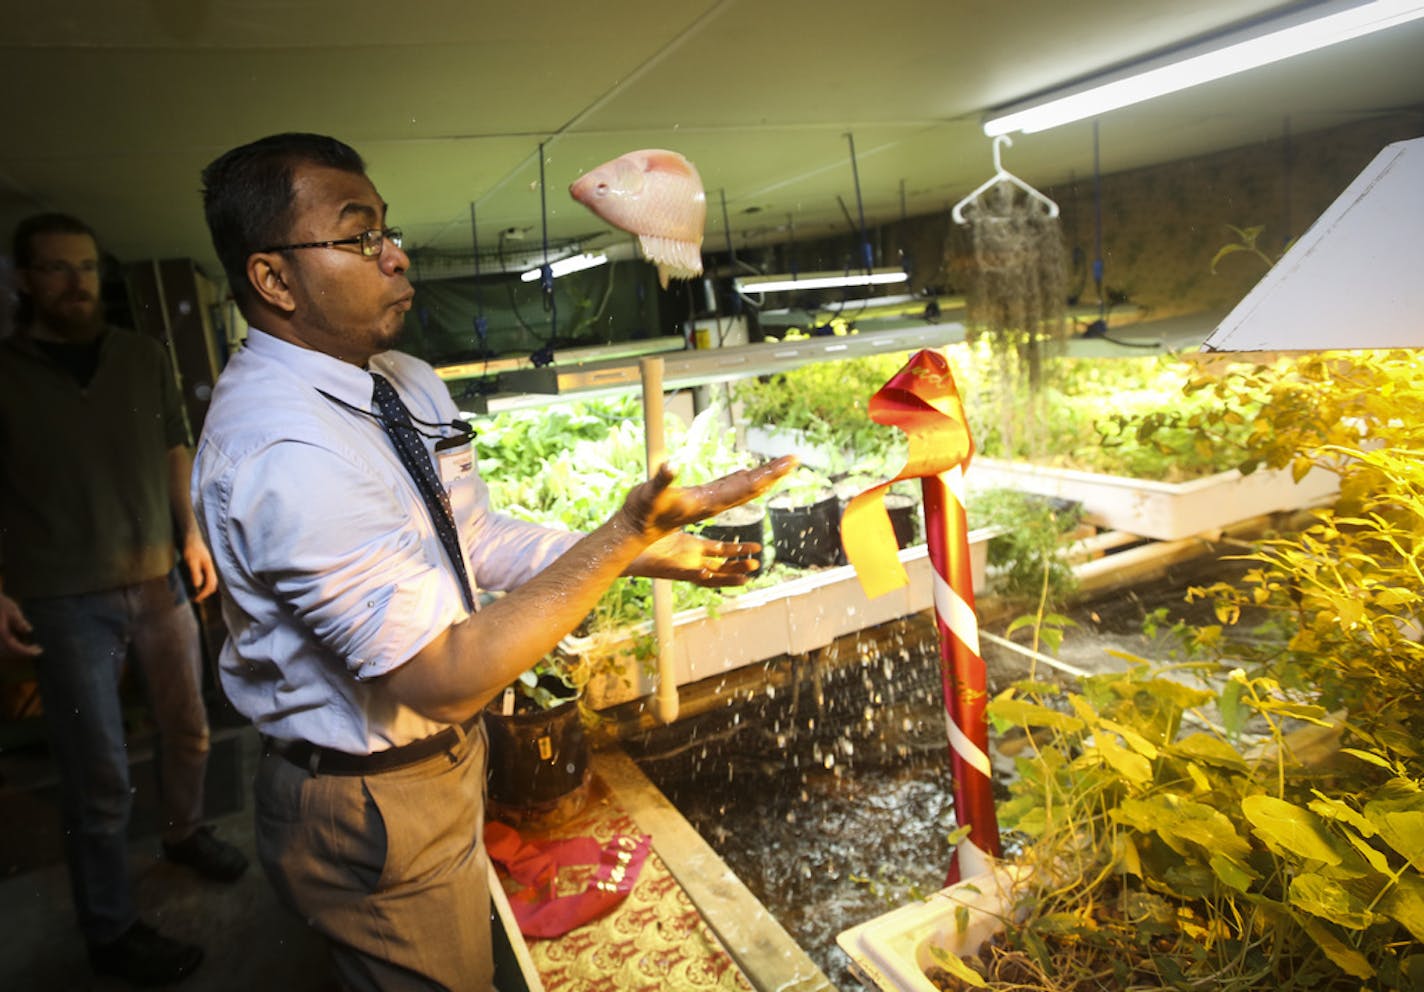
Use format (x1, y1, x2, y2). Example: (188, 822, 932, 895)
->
(628, 629, 979, 988)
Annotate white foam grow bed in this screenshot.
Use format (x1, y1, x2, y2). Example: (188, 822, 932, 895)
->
(568, 532, 993, 710)
(966, 457, 1339, 542)
(836, 865, 1022, 992)
(743, 424, 847, 472)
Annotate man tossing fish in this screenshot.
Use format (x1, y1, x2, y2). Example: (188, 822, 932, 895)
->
(569, 149, 705, 289)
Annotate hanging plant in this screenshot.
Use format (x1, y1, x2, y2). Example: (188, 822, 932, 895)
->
(951, 169, 1069, 459)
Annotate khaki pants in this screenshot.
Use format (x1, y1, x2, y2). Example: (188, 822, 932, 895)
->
(254, 724, 493, 992)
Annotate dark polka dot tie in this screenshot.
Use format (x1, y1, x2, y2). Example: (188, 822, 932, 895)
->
(370, 372, 475, 610)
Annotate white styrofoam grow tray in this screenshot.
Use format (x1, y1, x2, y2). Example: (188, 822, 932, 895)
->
(966, 457, 1339, 542)
(743, 424, 848, 473)
(569, 532, 993, 710)
(836, 865, 1023, 992)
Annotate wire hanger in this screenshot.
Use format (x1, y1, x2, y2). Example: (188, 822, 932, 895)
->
(951, 135, 1060, 224)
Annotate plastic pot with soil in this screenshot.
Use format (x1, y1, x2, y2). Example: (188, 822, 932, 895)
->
(700, 503, 767, 571)
(833, 477, 920, 550)
(769, 485, 843, 568)
(483, 674, 591, 830)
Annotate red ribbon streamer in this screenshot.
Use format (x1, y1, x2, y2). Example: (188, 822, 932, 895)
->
(840, 349, 1001, 881)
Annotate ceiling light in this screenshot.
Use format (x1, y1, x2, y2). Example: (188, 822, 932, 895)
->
(984, 0, 1424, 136)
(519, 252, 608, 282)
(736, 268, 910, 293)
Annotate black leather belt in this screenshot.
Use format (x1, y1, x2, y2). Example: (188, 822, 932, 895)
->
(267, 715, 479, 777)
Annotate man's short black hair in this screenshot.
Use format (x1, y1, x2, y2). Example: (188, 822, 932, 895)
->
(11, 212, 98, 269)
(201, 133, 366, 315)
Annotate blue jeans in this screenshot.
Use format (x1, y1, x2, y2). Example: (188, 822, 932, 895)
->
(25, 569, 211, 945)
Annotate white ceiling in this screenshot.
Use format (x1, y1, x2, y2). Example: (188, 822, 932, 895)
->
(3, 0, 1423, 282)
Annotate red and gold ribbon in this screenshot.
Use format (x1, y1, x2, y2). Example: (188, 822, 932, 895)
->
(840, 349, 1001, 882)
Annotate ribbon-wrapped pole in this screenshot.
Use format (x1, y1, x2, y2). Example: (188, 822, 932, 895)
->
(840, 349, 1000, 884)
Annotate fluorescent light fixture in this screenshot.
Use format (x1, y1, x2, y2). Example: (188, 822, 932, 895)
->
(737, 268, 909, 293)
(519, 252, 608, 282)
(984, 0, 1424, 136)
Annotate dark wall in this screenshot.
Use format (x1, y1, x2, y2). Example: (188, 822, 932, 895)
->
(712, 110, 1424, 324)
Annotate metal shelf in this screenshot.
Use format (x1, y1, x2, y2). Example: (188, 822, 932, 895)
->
(435, 306, 1220, 415)
(454, 322, 969, 414)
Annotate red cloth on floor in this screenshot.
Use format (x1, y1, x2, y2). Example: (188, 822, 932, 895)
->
(486, 820, 652, 938)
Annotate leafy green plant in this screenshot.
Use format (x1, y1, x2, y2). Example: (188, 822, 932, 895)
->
(972, 489, 1082, 610)
(735, 344, 1262, 484)
(768, 466, 836, 506)
(939, 349, 1424, 990)
(476, 395, 759, 706)
(972, 665, 1424, 991)
(731, 349, 914, 471)
(962, 350, 1264, 481)
(1210, 223, 1295, 274)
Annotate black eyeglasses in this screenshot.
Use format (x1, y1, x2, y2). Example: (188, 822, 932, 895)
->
(258, 227, 403, 258)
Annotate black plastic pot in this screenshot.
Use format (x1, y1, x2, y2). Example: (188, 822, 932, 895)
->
(769, 494, 844, 568)
(834, 485, 920, 551)
(701, 506, 767, 571)
(483, 697, 590, 826)
(885, 492, 919, 549)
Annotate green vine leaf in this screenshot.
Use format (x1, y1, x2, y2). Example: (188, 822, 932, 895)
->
(1308, 792, 1377, 838)
(986, 695, 1085, 733)
(1298, 917, 1375, 980)
(1114, 795, 1252, 859)
(1363, 797, 1424, 871)
(1289, 872, 1377, 929)
(1378, 872, 1424, 943)
(1170, 732, 1249, 772)
(1341, 747, 1396, 771)
(1242, 795, 1344, 866)
(926, 945, 987, 988)
(1093, 734, 1154, 786)
(1219, 679, 1245, 737)
(1209, 852, 1258, 891)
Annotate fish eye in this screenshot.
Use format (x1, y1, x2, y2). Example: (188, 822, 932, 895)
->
(595, 182, 610, 196)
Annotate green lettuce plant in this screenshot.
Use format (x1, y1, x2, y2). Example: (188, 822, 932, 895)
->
(733, 344, 1264, 483)
(475, 395, 763, 706)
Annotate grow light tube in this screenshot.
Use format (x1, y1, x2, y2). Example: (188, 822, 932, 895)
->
(736, 267, 909, 293)
(519, 252, 608, 282)
(983, 0, 1424, 136)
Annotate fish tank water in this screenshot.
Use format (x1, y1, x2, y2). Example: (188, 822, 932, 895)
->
(624, 616, 985, 988)
(623, 556, 1234, 988)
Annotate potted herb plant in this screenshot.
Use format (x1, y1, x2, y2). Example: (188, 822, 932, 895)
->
(483, 656, 592, 828)
(767, 466, 842, 568)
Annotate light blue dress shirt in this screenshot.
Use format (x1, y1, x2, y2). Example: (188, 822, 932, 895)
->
(193, 330, 581, 752)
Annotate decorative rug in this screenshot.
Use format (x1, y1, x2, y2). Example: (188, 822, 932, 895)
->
(490, 774, 753, 992)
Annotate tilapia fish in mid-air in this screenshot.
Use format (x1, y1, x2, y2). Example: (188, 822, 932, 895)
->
(569, 149, 705, 288)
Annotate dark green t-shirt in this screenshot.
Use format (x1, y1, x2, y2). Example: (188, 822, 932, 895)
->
(0, 327, 189, 598)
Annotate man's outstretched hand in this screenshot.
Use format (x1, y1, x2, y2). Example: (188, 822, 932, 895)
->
(620, 455, 796, 581)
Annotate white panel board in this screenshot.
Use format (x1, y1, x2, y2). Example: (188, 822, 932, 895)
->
(1202, 137, 1424, 353)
